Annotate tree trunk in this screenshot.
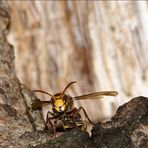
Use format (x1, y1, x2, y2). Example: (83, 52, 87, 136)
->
(0, 1, 148, 147)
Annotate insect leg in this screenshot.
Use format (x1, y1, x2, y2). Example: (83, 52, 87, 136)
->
(44, 111, 55, 134)
(68, 108, 78, 127)
(76, 106, 96, 125)
(70, 108, 86, 130)
(71, 116, 77, 127)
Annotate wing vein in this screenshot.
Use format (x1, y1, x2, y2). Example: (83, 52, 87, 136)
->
(74, 91, 118, 100)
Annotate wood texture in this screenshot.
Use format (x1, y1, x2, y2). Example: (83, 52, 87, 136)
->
(1, 1, 148, 147)
(0, 1, 45, 146)
(8, 1, 148, 123)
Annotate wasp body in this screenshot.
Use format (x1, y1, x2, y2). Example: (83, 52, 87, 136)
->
(32, 81, 118, 134)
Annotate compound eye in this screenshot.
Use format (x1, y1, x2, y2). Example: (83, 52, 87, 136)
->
(63, 94, 68, 101)
(51, 99, 56, 108)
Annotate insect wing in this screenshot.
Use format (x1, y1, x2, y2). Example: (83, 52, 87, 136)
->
(74, 91, 118, 100)
(32, 99, 51, 110)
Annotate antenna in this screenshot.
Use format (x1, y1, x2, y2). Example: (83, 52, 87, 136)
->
(33, 90, 54, 98)
(60, 81, 76, 97)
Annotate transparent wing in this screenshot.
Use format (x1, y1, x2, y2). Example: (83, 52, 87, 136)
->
(74, 91, 118, 100)
(32, 99, 51, 110)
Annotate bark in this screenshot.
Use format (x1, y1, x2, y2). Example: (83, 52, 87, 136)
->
(0, 1, 148, 147)
(91, 96, 148, 148)
(0, 1, 46, 147)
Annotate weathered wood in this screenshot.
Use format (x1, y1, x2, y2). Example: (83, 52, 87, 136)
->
(91, 96, 148, 148)
(0, 1, 45, 147)
(8, 1, 148, 124)
(0, 1, 147, 147)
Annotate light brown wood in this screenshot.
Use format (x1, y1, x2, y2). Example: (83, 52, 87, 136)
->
(8, 1, 148, 122)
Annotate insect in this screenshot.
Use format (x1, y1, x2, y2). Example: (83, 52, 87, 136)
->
(32, 81, 118, 134)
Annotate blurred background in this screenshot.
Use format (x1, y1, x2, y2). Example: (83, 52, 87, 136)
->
(8, 1, 148, 125)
